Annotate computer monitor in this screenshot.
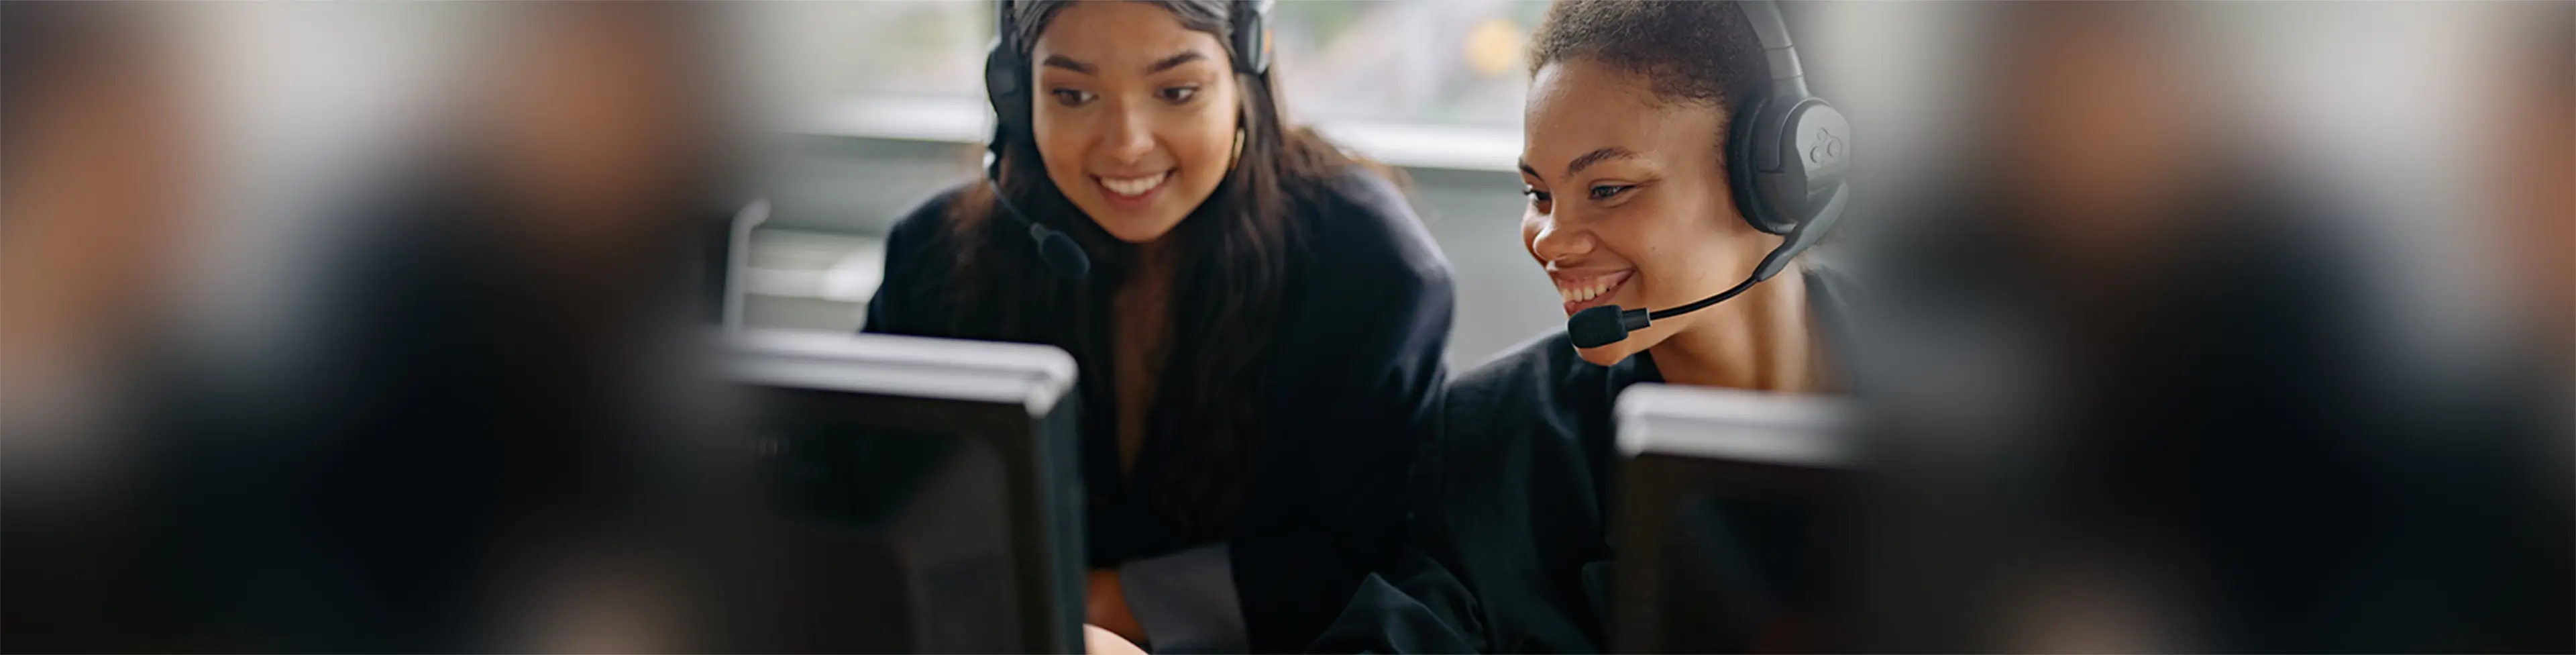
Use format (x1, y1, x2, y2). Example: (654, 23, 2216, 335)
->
(1607, 383, 1858, 654)
(714, 330, 1086, 653)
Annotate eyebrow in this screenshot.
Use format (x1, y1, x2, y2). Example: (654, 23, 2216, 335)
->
(1040, 50, 1210, 77)
(1564, 147, 1638, 177)
(1040, 54, 1095, 74)
(1145, 50, 1208, 74)
(1518, 160, 1542, 181)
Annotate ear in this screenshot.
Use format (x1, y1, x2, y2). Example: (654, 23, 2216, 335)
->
(1228, 127, 1246, 171)
(1228, 96, 1250, 170)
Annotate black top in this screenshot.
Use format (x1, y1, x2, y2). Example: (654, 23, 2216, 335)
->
(1318, 265, 1856, 654)
(863, 168, 1456, 652)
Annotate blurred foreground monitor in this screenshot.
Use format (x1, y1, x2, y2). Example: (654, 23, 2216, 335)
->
(718, 331, 1087, 653)
(1608, 385, 1856, 654)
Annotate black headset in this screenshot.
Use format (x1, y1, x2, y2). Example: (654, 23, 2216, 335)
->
(1566, 0, 1851, 349)
(977, 0, 1276, 281)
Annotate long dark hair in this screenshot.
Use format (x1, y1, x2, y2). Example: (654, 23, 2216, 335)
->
(938, 0, 1366, 533)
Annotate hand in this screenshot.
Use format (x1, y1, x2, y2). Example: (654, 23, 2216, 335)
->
(1085, 623, 1148, 655)
(1085, 568, 1146, 644)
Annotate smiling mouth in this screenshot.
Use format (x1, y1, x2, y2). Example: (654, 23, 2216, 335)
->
(1555, 270, 1634, 315)
(1096, 170, 1171, 199)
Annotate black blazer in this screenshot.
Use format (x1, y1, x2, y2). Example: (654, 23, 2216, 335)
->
(864, 168, 1456, 652)
(1320, 265, 1859, 654)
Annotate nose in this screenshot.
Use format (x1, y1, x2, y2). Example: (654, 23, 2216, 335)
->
(1527, 211, 1595, 265)
(1099, 99, 1155, 165)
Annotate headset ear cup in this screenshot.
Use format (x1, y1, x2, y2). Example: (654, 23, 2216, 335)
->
(983, 42, 1028, 138)
(1729, 95, 1798, 236)
(1232, 0, 1272, 74)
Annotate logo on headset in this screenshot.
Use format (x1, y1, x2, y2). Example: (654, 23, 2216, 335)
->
(1806, 125, 1843, 165)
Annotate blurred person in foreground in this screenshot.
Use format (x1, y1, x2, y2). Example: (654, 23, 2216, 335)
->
(2490, 5, 2575, 366)
(0, 4, 207, 650)
(1858, 3, 2570, 652)
(0, 5, 197, 476)
(135, 3, 739, 651)
(2440, 7, 2576, 650)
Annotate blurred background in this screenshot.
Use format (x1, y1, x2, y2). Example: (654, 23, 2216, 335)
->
(3, 1, 2566, 652)
(8, 1, 2543, 363)
(722, 0, 1969, 362)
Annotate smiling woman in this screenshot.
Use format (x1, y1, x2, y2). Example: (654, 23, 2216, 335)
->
(1028, 2, 1245, 244)
(1313, 2, 1863, 652)
(861, 1, 1458, 652)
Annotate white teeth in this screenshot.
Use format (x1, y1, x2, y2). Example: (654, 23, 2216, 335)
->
(1101, 172, 1168, 197)
(1561, 282, 1597, 302)
(1558, 277, 1619, 304)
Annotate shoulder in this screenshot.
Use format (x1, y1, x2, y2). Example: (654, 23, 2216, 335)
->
(1433, 328, 1617, 520)
(883, 181, 976, 257)
(866, 181, 986, 336)
(1444, 328, 1585, 434)
(879, 181, 990, 284)
(1294, 166, 1452, 292)
(1271, 166, 1456, 350)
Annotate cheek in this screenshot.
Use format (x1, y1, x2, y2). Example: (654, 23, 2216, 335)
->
(1621, 201, 1722, 299)
(1591, 207, 1674, 267)
(1520, 213, 1544, 257)
(1175, 79, 1244, 183)
(1032, 117, 1091, 183)
(1171, 107, 1235, 187)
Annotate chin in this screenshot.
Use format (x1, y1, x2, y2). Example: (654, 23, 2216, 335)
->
(1573, 341, 1642, 367)
(1085, 211, 1186, 244)
(1570, 319, 1673, 366)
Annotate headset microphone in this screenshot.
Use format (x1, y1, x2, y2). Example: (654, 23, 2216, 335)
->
(1025, 212, 1092, 280)
(981, 153, 1091, 281)
(1566, 188, 1844, 348)
(1564, 0, 1849, 350)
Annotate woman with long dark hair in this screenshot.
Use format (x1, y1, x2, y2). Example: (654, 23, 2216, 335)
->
(862, 1, 1454, 652)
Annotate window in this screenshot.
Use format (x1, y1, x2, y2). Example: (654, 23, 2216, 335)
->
(742, 1, 1542, 167)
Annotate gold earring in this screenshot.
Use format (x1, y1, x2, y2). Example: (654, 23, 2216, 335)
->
(1229, 128, 1246, 170)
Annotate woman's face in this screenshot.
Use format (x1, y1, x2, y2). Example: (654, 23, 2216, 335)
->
(1029, 1, 1242, 244)
(1520, 58, 1770, 366)
(1994, 13, 2204, 255)
(2496, 40, 2575, 333)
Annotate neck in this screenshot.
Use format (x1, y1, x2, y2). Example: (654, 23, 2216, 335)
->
(1110, 234, 1181, 477)
(1126, 235, 1183, 286)
(1646, 261, 1830, 393)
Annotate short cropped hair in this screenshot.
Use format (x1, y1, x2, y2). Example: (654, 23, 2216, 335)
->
(1527, 0, 1770, 121)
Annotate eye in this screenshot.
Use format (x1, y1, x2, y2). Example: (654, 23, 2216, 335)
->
(1522, 185, 1553, 209)
(1049, 89, 1097, 107)
(1588, 184, 1635, 201)
(1157, 85, 1200, 104)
